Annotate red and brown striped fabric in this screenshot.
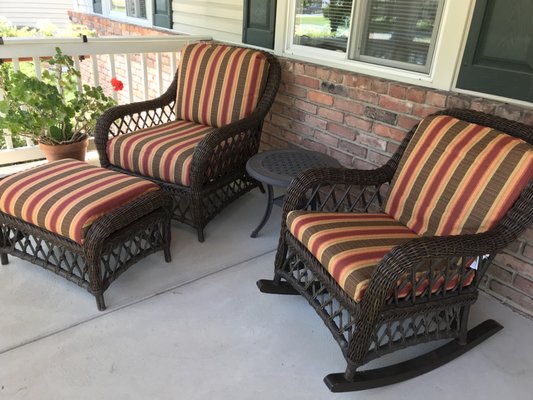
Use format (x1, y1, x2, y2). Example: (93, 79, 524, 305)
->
(175, 43, 269, 128)
(288, 211, 419, 302)
(288, 211, 476, 302)
(385, 115, 533, 236)
(0, 159, 159, 244)
(107, 120, 215, 186)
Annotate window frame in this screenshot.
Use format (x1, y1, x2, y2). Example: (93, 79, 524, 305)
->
(100, 0, 153, 27)
(350, 0, 445, 73)
(282, 0, 475, 92)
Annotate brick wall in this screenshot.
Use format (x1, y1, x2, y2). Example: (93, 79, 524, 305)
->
(69, 12, 533, 318)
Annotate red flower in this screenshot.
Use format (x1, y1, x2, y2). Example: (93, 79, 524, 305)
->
(111, 77, 124, 92)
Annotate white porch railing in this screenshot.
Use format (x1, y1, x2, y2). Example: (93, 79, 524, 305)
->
(0, 34, 212, 168)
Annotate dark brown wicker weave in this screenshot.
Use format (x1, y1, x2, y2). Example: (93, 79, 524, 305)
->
(94, 46, 281, 242)
(0, 190, 172, 311)
(258, 109, 533, 391)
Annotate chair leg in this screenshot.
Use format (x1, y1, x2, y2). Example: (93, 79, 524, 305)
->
(323, 319, 503, 392)
(257, 278, 299, 295)
(1, 252, 8, 265)
(197, 228, 205, 243)
(95, 293, 106, 311)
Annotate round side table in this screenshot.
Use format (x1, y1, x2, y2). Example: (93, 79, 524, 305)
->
(246, 148, 340, 237)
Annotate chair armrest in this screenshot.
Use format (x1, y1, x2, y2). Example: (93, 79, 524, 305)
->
(94, 77, 178, 168)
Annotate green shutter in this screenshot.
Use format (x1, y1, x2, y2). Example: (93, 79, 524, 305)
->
(93, 0, 102, 14)
(243, 0, 276, 49)
(457, 0, 533, 102)
(153, 0, 172, 29)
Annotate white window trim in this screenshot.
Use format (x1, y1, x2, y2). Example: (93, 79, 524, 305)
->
(101, 0, 154, 27)
(278, 0, 474, 92)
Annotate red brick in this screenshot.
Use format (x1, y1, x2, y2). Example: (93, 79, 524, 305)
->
(318, 107, 344, 123)
(378, 95, 413, 114)
(522, 228, 533, 244)
(308, 90, 334, 106)
(397, 115, 420, 130)
(305, 114, 328, 130)
(371, 80, 389, 94)
(495, 105, 522, 121)
(515, 275, 533, 295)
(304, 65, 317, 77)
(329, 70, 344, 84)
(294, 62, 305, 75)
(327, 123, 356, 140)
(494, 253, 533, 278)
(470, 99, 497, 115)
(327, 147, 353, 166)
(426, 92, 447, 107)
(353, 159, 376, 170)
(334, 98, 365, 114)
(295, 75, 320, 89)
(345, 115, 373, 132)
(367, 150, 390, 166)
(524, 244, 533, 260)
(316, 67, 330, 81)
(314, 131, 339, 147)
(489, 280, 533, 311)
(356, 76, 373, 90)
(294, 99, 317, 114)
(446, 95, 470, 109)
(486, 264, 514, 284)
(302, 138, 327, 153)
(271, 114, 292, 129)
(522, 110, 533, 126)
(290, 121, 314, 136)
(281, 129, 303, 145)
(284, 107, 306, 122)
(349, 88, 379, 104)
(387, 141, 400, 154)
(412, 104, 442, 118)
(389, 84, 407, 99)
(356, 133, 387, 151)
(283, 84, 307, 98)
(338, 140, 367, 158)
(373, 123, 407, 142)
(406, 88, 427, 104)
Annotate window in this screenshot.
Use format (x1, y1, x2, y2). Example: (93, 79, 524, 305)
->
(291, 0, 444, 73)
(111, 0, 147, 19)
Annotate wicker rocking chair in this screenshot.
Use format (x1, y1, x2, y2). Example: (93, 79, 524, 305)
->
(258, 109, 533, 391)
(95, 43, 280, 241)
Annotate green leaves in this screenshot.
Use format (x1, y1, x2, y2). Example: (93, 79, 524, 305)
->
(0, 47, 116, 145)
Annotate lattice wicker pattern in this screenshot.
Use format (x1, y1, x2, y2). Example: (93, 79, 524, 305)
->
(95, 47, 281, 241)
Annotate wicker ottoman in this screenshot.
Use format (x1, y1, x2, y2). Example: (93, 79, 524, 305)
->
(0, 159, 172, 310)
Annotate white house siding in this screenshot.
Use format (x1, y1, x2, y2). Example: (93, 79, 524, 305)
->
(0, 0, 75, 29)
(171, 0, 243, 44)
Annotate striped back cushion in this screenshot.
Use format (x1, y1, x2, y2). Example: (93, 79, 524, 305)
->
(107, 120, 215, 186)
(0, 159, 159, 244)
(385, 115, 533, 236)
(175, 43, 270, 128)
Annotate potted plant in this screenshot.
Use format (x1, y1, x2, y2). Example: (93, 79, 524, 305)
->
(0, 47, 116, 162)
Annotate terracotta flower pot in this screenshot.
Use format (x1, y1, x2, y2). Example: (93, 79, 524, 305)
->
(38, 138, 89, 163)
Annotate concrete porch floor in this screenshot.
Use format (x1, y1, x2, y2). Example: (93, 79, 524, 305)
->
(1, 189, 532, 399)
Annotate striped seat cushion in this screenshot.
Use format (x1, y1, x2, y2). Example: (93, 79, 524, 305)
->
(288, 211, 476, 302)
(107, 120, 215, 186)
(0, 159, 159, 244)
(385, 115, 533, 236)
(175, 43, 270, 128)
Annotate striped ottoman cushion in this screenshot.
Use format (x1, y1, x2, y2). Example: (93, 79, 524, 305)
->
(385, 115, 533, 236)
(175, 43, 270, 128)
(0, 159, 159, 244)
(107, 120, 215, 186)
(288, 211, 476, 302)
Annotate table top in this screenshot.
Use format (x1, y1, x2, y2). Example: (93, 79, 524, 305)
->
(246, 148, 341, 187)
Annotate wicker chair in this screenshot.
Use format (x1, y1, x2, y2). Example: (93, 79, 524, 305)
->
(95, 43, 281, 241)
(258, 109, 533, 392)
